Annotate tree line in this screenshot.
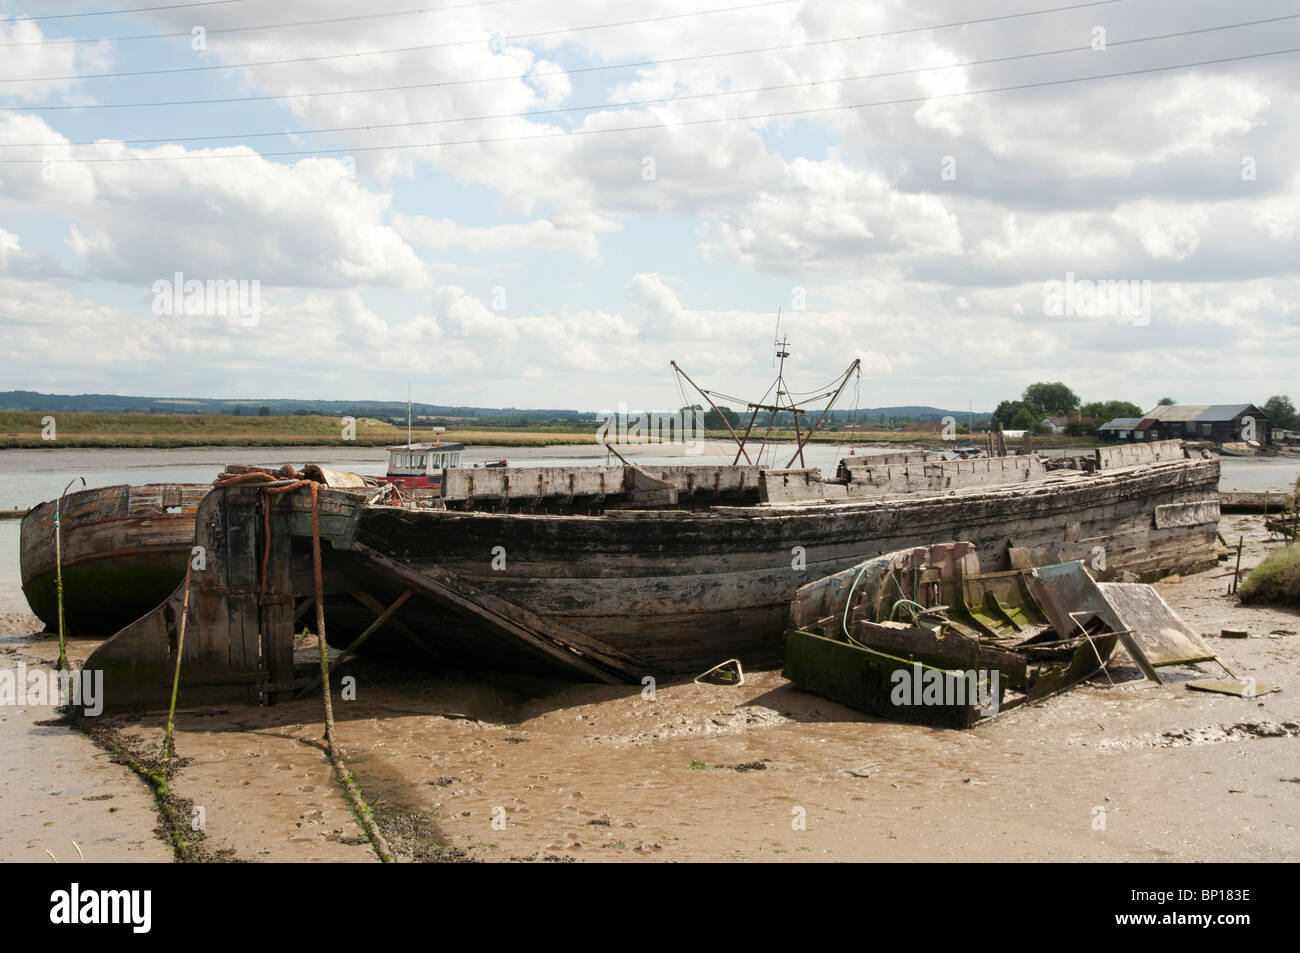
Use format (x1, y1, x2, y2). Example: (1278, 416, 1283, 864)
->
(993, 383, 1297, 435)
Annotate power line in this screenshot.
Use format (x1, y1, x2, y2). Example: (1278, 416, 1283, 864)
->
(0, 0, 803, 80)
(0, 0, 1127, 109)
(7, 44, 1296, 165)
(0, 1, 534, 47)
(9, 14, 1291, 149)
(1, 0, 247, 22)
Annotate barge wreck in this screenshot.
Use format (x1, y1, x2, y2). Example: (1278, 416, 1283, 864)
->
(80, 439, 1219, 713)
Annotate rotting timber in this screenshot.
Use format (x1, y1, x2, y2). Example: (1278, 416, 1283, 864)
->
(82, 440, 1221, 713)
(782, 542, 1121, 728)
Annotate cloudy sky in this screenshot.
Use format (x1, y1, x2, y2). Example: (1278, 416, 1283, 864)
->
(1, 0, 1297, 413)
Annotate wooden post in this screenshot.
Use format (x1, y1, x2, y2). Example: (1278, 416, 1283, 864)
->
(1231, 536, 1244, 594)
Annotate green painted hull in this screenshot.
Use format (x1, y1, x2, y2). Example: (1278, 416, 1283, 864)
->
(22, 551, 190, 637)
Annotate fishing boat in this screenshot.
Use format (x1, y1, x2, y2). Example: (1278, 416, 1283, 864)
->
(377, 440, 466, 489)
(20, 483, 207, 636)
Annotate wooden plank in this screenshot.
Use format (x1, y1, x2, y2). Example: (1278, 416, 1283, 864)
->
(260, 493, 296, 704)
(349, 542, 642, 683)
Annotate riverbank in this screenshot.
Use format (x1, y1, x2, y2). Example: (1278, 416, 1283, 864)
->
(1, 513, 1295, 863)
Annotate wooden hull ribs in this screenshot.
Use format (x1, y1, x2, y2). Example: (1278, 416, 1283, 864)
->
(80, 443, 1220, 713)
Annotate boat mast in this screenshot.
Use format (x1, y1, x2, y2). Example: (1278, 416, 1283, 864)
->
(783, 359, 861, 468)
(670, 361, 753, 464)
(407, 382, 412, 449)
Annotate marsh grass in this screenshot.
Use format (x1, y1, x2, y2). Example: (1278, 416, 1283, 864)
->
(1240, 543, 1300, 606)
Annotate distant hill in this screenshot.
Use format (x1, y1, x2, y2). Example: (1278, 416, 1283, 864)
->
(0, 392, 991, 426)
(0, 391, 584, 423)
(828, 406, 993, 426)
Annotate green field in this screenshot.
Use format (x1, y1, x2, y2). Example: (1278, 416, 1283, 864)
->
(0, 411, 1100, 451)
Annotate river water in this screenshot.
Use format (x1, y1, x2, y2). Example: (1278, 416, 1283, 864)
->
(2, 443, 1297, 612)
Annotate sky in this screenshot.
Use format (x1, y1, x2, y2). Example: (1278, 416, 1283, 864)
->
(0, 0, 1297, 414)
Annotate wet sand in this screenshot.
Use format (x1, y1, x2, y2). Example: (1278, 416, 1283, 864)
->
(2, 515, 1297, 862)
(0, 616, 172, 864)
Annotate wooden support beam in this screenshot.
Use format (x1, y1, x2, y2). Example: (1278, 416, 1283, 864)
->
(350, 589, 442, 662)
(349, 542, 644, 684)
(295, 588, 416, 699)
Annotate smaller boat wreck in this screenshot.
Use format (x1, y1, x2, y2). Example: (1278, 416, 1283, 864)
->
(20, 483, 207, 636)
(785, 539, 1249, 727)
(783, 542, 1119, 727)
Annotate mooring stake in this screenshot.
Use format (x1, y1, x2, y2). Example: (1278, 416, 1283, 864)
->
(162, 561, 194, 763)
(53, 476, 85, 672)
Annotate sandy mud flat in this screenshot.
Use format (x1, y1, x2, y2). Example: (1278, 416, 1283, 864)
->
(2, 515, 1297, 863)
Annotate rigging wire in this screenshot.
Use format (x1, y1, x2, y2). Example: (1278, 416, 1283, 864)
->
(0, 0, 1125, 89)
(9, 44, 1297, 165)
(1, 1, 534, 45)
(0, 0, 804, 76)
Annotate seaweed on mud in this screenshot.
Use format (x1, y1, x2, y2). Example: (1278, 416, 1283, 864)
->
(63, 710, 237, 863)
(370, 805, 473, 863)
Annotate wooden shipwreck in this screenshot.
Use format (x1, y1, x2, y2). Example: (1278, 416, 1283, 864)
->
(20, 483, 207, 636)
(783, 542, 1122, 727)
(77, 439, 1221, 713)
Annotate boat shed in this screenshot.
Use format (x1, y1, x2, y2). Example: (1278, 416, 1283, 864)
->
(1098, 417, 1141, 441)
(1132, 404, 1272, 445)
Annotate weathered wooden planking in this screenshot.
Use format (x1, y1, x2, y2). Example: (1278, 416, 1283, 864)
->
(839, 450, 944, 468)
(339, 458, 1220, 676)
(260, 493, 297, 703)
(350, 542, 642, 682)
(86, 456, 1224, 702)
(19, 483, 207, 635)
(842, 456, 1046, 496)
(85, 485, 278, 711)
(1096, 582, 1217, 667)
(1154, 500, 1220, 529)
(759, 468, 825, 503)
(1096, 439, 1185, 469)
(442, 466, 627, 502)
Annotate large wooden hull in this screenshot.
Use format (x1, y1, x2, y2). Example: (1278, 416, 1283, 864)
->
(20, 484, 206, 635)
(320, 457, 1221, 676)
